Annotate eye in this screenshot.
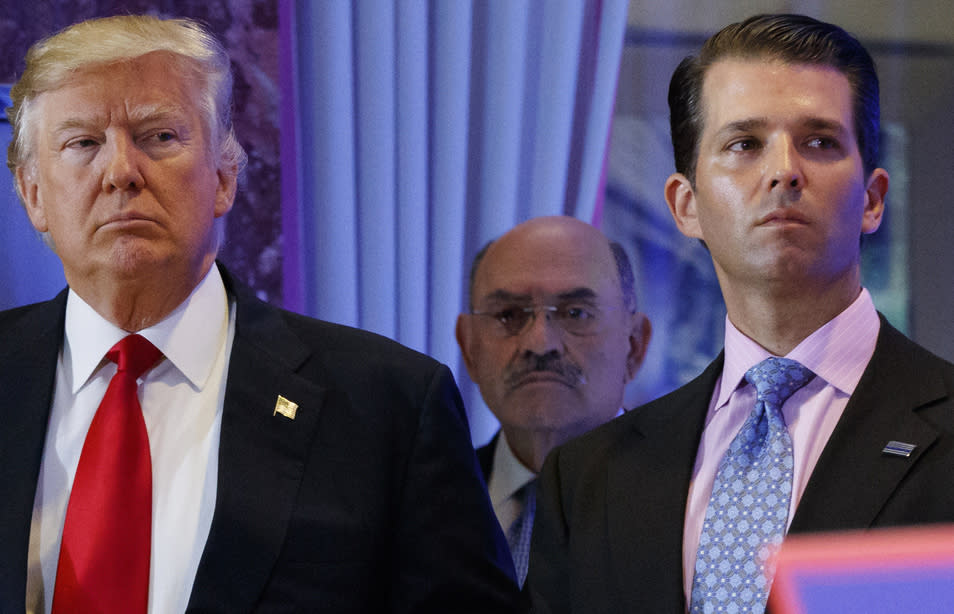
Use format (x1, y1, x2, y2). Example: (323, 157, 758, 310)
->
(806, 136, 839, 150)
(145, 130, 177, 144)
(727, 137, 760, 152)
(559, 305, 595, 321)
(66, 137, 99, 149)
(494, 307, 525, 325)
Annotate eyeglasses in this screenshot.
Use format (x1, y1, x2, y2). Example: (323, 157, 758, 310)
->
(470, 303, 604, 337)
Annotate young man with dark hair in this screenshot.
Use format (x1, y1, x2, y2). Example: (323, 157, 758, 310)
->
(528, 14, 954, 614)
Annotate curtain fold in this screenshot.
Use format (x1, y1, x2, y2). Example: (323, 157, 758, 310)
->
(282, 0, 628, 440)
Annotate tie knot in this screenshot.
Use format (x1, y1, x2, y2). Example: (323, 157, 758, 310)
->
(745, 356, 814, 407)
(107, 334, 162, 380)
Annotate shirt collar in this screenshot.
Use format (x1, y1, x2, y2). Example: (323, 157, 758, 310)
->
(64, 265, 230, 393)
(487, 430, 538, 508)
(715, 288, 880, 409)
(486, 407, 625, 507)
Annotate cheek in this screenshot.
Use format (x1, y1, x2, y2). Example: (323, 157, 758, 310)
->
(471, 343, 514, 384)
(576, 339, 625, 379)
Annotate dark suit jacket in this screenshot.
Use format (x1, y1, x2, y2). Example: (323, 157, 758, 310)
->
(476, 433, 499, 483)
(0, 266, 521, 613)
(528, 317, 954, 614)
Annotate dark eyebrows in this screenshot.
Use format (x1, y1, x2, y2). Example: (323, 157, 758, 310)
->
(719, 118, 767, 136)
(717, 116, 848, 137)
(478, 290, 532, 306)
(477, 287, 599, 306)
(802, 116, 848, 135)
(555, 288, 599, 303)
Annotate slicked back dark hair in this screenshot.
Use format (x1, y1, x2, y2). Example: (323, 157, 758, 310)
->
(668, 13, 880, 185)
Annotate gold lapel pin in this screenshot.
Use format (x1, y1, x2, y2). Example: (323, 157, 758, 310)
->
(273, 395, 299, 420)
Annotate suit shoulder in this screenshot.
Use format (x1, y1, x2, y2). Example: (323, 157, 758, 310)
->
(0, 295, 65, 354)
(874, 317, 954, 387)
(0, 298, 58, 327)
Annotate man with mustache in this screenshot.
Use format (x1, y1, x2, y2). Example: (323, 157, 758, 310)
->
(527, 13, 954, 614)
(456, 215, 652, 586)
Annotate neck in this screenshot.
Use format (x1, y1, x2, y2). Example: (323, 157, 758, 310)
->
(68, 260, 213, 332)
(721, 275, 861, 356)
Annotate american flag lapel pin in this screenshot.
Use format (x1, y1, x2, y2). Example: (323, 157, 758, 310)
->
(273, 395, 299, 420)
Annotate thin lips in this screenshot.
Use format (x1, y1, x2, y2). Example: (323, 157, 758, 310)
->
(99, 212, 156, 228)
(507, 370, 575, 389)
(757, 208, 809, 225)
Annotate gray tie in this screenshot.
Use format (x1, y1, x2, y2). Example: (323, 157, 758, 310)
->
(507, 479, 537, 587)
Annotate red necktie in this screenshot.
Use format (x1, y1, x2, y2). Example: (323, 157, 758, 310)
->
(52, 334, 162, 613)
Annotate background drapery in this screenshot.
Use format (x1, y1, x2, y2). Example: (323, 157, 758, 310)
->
(2, 1, 952, 445)
(281, 0, 629, 442)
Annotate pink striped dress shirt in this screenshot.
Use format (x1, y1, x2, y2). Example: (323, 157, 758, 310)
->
(682, 289, 881, 607)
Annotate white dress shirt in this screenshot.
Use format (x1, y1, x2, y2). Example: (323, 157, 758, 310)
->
(26, 265, 235, 614)
(682, 289, 881, 606)
(488, 408, 626, 532)
(487, 430, 539, 533)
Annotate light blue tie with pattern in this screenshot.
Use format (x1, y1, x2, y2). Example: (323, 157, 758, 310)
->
(690, 357, 815, 614)
(508, 479, 537, 587)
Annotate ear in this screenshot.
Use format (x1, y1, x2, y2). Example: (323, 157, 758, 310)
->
(861, 167, 889, 235)
(455, 314, 478, 378)
(625, 312, 653, 382)
(664, 172, 703, 240)
(15, 166, 48, 233)
(213, 163, 239, 218)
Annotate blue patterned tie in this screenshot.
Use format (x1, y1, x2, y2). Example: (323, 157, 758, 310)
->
(508, 479, 537, 587)
(690, 357, 815, 614)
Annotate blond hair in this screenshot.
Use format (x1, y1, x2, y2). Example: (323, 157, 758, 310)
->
(6, 14, 247, 195)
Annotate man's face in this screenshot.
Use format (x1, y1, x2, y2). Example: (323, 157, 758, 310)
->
(666, 59, 887, 300)
(16, 52, 236, 294)
(457, 219, 649, 441)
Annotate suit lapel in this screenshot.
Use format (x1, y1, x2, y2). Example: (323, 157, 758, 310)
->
(186, 271, 327, 612)
(0, 293, 65, 607)
(790, 319, 946, 533)
(475, 432, 499, 482)
(606, 355, 722, 612)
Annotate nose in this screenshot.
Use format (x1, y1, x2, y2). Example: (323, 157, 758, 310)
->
(102, 134, 146, 193)
(767, 137, 801, 191)
(518, 307, 564, 357)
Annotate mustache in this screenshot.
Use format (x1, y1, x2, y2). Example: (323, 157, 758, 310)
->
(504, 353, 586, 389)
